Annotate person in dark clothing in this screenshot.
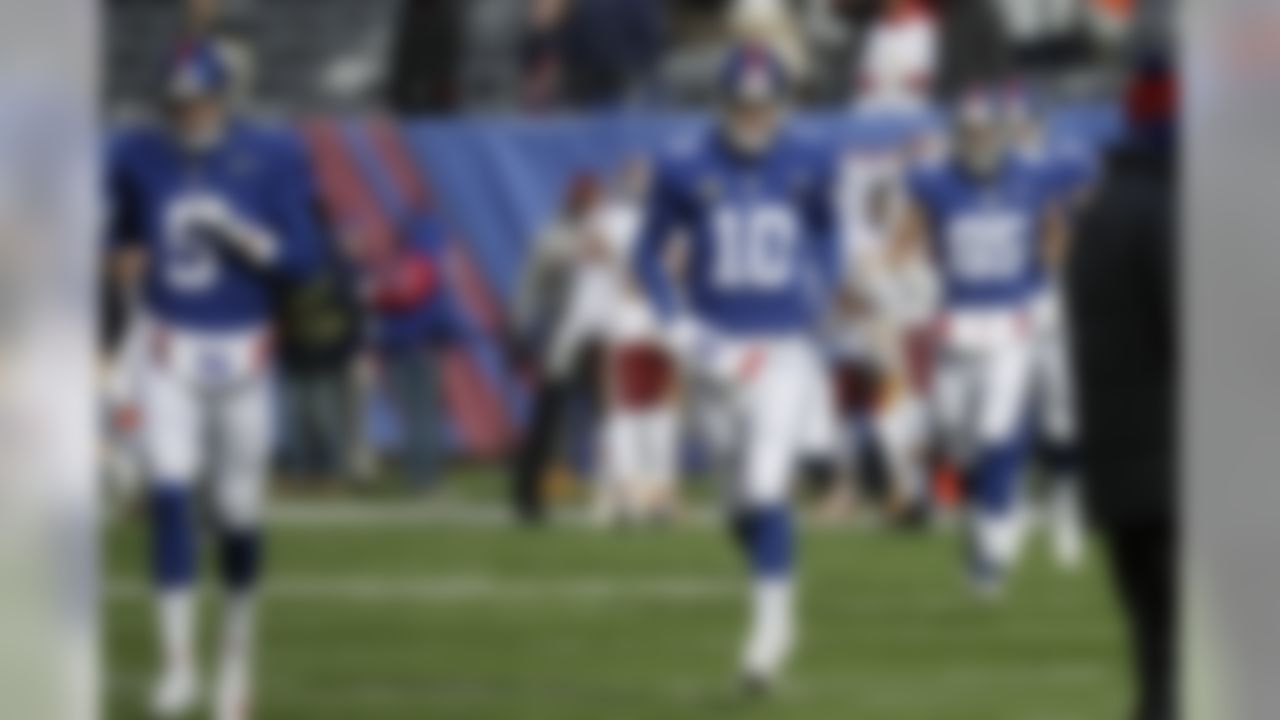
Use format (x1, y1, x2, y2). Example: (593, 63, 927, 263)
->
(561, 0, 664, 106)
(934, 0, 1012, 99)
(275, 229, 365, 489)
(520, 0, 664, 110)
(1066, 57, 1177, 720)
(388, 0, 464, 113)
(519, 0, 571, 110)
(509, 175, 609, 524)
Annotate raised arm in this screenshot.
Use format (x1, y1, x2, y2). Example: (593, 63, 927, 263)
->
(105, 136, 149, 307)
(631, 161, 686, 323)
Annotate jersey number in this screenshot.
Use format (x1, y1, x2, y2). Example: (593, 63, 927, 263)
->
(945, 212, 1028, 283)
(712, 205, 799, 291)
(162, 195, 222, 293)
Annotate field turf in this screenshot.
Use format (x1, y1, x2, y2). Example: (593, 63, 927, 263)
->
(105, 474, 1129, 720)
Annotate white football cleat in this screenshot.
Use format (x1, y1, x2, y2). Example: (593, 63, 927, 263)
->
(150, 665, 198, 718)
(740, 615, 794, 694)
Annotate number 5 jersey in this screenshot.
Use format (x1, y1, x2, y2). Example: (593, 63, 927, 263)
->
(108, 120, 321, 331)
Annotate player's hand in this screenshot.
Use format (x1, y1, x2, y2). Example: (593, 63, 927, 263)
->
(178, 192, 279, 268)
(667, 316, 762, 386)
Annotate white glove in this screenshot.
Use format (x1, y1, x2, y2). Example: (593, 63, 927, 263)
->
(666, 315, 762, 386)
(176, 192, 280, 268)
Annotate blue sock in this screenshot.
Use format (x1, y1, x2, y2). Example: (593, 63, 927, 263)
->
(149, 485, 197, 589)
(731, 506, 794, 579)
(219, 528, 262, 593)
(968, 437, 1031, 516)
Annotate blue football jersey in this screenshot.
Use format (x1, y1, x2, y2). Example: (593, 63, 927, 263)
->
(108, 120, 321, 330)
(908, 156, 1059, 308)
(632, 127, 840, 336)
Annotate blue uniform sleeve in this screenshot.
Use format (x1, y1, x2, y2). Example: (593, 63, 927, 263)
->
(263, 138, 324, 280)
(631, 157, 687, 323)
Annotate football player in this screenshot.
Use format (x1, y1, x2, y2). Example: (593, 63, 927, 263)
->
(632, 44, 841, 690)
(107, 40, 320, 719)
(890, 93, 1069, 597)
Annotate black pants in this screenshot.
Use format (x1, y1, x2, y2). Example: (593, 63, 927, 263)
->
(511, 379, 570, 523)
(1104, 519, 1178, 720)
(510, 346, 600, 524)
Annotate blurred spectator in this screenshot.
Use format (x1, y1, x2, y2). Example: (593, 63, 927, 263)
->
(1067, 57, 1177, 720)
(275, 219, 365, 490)
(729, 0, 811, 87)
(186, 0, 219, 36)
(521, 0, 665, 110)
(935, 0, 1012, 99)
(565, 0, 665, 106)
(1089, 0, 1138, 47)
(510, 174, 611, 523)
(852, 0, 939, 114)
(993, 0, 1094, 72)
(520, 0, 572, 110)
(358, 214, 458, 492)
(593, 157, 684, 525)
(795, 0, 859, 102)
(389, 0, 465, 112)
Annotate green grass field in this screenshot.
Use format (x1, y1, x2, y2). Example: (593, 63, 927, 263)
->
(105, 476, 1130, 720)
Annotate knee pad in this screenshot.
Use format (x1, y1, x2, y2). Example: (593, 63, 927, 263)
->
(967, 439, 1029, 515)
(218, 529, 262, 592)
(732, 506, 794, 578)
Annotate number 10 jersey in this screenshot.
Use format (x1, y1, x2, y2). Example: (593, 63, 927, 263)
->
(633, 127, 842, 337)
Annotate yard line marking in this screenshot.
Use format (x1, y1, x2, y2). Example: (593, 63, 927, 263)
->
(262, 500, 947, 533)
(107, 575, 739, 602)
(265, 500, 731, 528)
(105, 575, 1108, 618)
(108, 662, 1114, 708)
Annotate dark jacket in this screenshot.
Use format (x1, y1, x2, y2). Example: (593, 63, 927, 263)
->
(1067, 140, 1177, 525)
(275, 248, 363, 375)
